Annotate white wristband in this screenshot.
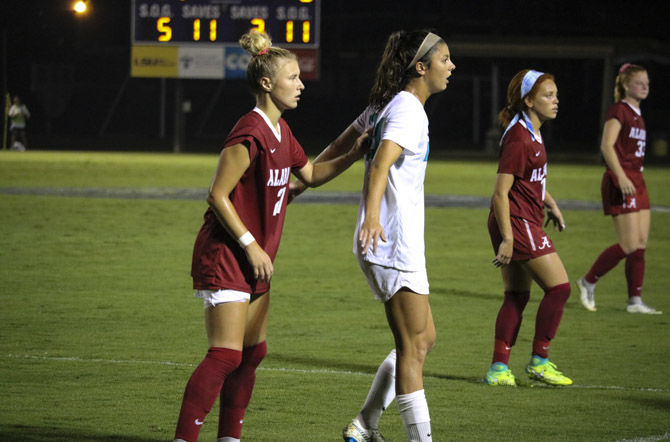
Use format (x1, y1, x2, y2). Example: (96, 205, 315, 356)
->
(238, 231, 255, 247)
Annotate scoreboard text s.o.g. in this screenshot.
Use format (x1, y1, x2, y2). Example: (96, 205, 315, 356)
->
(131, 0, 320, 79)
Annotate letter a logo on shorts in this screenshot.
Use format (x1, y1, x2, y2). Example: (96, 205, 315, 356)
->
(538, 236, 551, 250)
(624, 197, 637, 209)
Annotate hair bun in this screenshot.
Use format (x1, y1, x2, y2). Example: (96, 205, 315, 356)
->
(239, 29, 272, 56)
(619, 63, 632, 74)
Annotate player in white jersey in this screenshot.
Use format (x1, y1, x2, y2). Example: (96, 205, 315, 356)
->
(294, 29, 454, 442)
(352, 91, 430, 275)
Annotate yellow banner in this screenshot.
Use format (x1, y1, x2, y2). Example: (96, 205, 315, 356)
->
(131, 46, 178, 78)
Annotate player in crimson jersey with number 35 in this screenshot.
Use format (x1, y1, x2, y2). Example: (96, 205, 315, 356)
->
(484, 69, 573, 387)
(577, 63, 661, 315)
(173, 30, 367, 442)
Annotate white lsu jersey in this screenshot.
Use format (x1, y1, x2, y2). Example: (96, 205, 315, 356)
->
(352, 91, 430, 271)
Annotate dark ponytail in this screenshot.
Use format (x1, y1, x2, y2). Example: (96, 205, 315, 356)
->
(368, 30, 443, 110)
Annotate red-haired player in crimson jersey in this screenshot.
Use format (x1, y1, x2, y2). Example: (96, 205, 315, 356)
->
(483, 69, 573, 387)
(173, 30, 367, 442)
(577, 63, 661, 314)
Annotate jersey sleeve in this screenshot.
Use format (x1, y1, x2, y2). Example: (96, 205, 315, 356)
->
(224, 133, 260, 162)
(352, 106, 374, 133)
(605, 103, 626, 125)
(381, 99, 424, 154)
(497, 140, 528, 178)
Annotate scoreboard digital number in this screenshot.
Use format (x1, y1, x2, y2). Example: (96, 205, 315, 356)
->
(132, 0, 320, 48)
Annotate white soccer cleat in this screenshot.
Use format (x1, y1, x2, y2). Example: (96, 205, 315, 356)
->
(626, 300, 662, 314)
(343, 418, 386, 442)
(577, 277, 597, 311)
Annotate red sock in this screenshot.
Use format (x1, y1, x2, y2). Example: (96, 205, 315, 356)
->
(625, 249, 645, 299)
(492, 291, 530, 364)
(218, 342, 267, 439)
(585, 244, 626, 284)
(533, 283, 571, 358)
(175, 347, 242, 442)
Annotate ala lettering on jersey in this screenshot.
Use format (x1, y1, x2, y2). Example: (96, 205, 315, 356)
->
(267, 167, 290, 187)
(530, 164, 547, 183)
(629, 127, 646, 140)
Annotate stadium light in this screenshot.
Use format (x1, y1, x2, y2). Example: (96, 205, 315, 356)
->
(73, 1, 88, 14)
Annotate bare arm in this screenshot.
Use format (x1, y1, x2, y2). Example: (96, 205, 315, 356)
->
(358, 140, 403, 255)
(491, 173, 515, 267)
(289, 124, 363, 199)
(207, 144, 274, 283)
(600, 118, 635, 196)
(544, 191, 566, 232)
(292, 129, 368, 188)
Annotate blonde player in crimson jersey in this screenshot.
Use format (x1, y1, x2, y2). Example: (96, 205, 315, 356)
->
(577, 63, 661, 314)
(173, 30, 367, 442)
(483, 69, 574, 387)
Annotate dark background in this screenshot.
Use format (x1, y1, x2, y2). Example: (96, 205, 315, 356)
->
(2, 0, 669, 159)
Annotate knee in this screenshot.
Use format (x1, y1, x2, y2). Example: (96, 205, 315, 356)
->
(620, 239, 645, 254)
(621, 243, 646, 256)
(240, 341, 267, 369)
(400, 332, 435, 363)
(546, 283, 571, 303)
(639, 235, 648, 249)
(505, 290, 531, 312)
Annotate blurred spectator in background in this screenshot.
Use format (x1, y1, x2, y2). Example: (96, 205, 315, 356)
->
(9, 95, 30, 151)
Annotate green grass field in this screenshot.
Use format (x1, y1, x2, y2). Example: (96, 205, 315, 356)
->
(0, 151, 668, 441)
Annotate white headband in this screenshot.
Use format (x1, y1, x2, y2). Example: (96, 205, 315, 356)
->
(407, 32, 443, 69)
(521, 70, 544, 98)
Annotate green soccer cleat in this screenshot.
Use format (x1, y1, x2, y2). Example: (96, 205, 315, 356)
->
(483, 363, 517, 386)
(526, 357, 573, 386)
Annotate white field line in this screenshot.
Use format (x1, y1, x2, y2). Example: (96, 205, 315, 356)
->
(614, 432, 670, 442)
(6, 353, 670, 393)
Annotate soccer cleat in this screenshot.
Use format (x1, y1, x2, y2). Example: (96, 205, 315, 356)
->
(576, 277, 597, 311)
(483, 363, 517, 386)
(526, 357, 573, 386)
(626, 301, 662, 315)
(343, 419, 386, 442)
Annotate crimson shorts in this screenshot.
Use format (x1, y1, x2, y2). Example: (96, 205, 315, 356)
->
(488, 211, 555, 261)
(601, 169, 650, 215)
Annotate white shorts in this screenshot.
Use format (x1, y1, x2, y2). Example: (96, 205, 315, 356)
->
(357, 259, 429, 303)
(195, 289, 250, 308)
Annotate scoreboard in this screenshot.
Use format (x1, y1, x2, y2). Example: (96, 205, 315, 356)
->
(131, 0, 320, 79)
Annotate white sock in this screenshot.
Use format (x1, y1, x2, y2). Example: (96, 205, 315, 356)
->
(217, 438, 240, 442)
(397, 389, 432, 442)
(358, 349, 396, 429)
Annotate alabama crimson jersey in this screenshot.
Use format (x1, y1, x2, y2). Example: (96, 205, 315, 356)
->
(495, 120, 547, 226)
(606, 101, 646, 172)
(191, 109, 308, 294)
